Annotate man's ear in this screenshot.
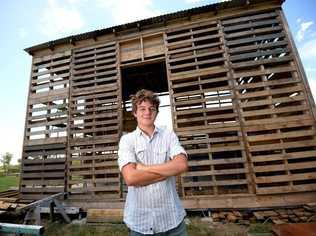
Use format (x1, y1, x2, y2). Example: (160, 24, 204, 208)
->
(133, 111, 137, 118)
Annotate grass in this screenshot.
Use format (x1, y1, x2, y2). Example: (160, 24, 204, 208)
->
(0, 175, 19, 191)
(42, 218, 272, 236)
(44, 222, 129, 236)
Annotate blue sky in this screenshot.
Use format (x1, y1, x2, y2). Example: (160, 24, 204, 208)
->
(1, 0, 315, 164)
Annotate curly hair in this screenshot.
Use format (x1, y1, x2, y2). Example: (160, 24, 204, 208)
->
(130, 89, 160, 113)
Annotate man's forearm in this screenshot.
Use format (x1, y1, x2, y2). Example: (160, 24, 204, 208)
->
(122, 163, 166, 186)
(137, 154, 188, 177)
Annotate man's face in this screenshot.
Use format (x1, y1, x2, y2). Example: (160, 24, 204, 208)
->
(133, 100, 158, 128)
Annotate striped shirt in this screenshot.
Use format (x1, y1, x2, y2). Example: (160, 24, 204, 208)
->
(118, 126, 187, 234)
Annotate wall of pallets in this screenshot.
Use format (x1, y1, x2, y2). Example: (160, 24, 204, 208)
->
(21, 51, 71, 200)
(21, 2, 316, 205)
(68, 42, 121, 200)
(165, 9, 316, 198)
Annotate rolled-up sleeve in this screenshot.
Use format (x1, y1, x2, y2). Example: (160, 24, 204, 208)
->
(169, 131, 187, 159)
(118, 134, 136, 171)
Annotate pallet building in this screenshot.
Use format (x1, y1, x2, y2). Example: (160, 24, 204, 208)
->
(21, 0, 316, 210)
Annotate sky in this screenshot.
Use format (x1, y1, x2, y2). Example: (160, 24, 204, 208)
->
(0, 0, 315, 164)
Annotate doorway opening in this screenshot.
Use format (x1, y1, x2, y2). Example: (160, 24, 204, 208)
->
(120, 61, 172, 133)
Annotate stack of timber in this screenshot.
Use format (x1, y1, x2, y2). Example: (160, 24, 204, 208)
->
(0, 190, 27, 216)
(210, 205, 316, 224)
(86, 208, 123, 223)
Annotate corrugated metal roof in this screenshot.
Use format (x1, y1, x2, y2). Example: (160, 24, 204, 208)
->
(24, 0, 284, 54)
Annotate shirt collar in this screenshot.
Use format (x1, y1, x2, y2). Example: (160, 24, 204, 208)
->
(136, 126, 161, 137)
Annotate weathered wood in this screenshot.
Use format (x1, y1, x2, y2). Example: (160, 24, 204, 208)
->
(21, 0, 316, 205)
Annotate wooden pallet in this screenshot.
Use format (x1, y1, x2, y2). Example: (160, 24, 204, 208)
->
(67, 42, 122, 200)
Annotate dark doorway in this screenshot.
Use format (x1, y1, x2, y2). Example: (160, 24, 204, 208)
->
(120, 61, 172, 133)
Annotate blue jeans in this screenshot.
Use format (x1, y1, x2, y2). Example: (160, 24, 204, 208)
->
(129, 220, 187, 236)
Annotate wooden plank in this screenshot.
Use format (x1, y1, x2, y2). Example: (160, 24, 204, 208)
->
(170, 58, 225, 71)
(169, 49, 224, 63)
(73, 52, 116, 64)
(230, 47, 289, 62)
(256, 172, 316, 184)
(167, 26, 218, 41)
(87, 209, 123, 223)
(69, 169, 119, 175)
(189, 157, 246, 166)
(168, 42, 222, 55)
(176, 121, 239, 132)
(249, 139, 316, 152)
(25, 137, 67, 146)
(167, 34, 220, 48)
(225, 25, 282, 39)
(236, 77, 300, 90)
(252, 150, 316, 163)
(32, 72, 70, 85)
(224, 19, 279, 33)
(21, 187, 64, 193)
(74, 41, 116, 53)
(21, 172, 65, 179)
(221, 11, 278, 26)
(72, 69, 117, 81)
(73, 46, 116, 58)
(70, 145, 118, 154)
(228, 40, 288, 54)
(183, 179, 247, 187)
(240, 94, 305, 108)
(167, 19, 217, 33)
(169, 67, 228, 81)
(73, 63, 116, 75)
(21, 179, 65, 186)
(256, 184, 316, 195)
(73, 58, 116, 70)
(33, 57, 71, 70)
(233, 65, 295, 79)
(242, 104, 308, 118)
(71, 90, 118, 101)
(175, 105, 233, 116)
(185, 168, 247, 177)
(32, 65, 70, 77)
(33, 50, 71, 64)
(173, 85, 230, 98)
(247, 129, 315, 142)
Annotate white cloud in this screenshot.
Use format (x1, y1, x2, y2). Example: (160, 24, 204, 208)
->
(306, 77, 316, 103)
(97, 0, 160, 25)
(296, 20, 313, 42)
(39, 0, 84, 37)
(298, 38, 316, 60)
(298, 38, 316, 102)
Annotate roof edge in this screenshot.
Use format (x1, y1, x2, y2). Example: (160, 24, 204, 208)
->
(24, 0, 285, 55)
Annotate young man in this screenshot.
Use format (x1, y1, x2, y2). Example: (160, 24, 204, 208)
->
(118, 89, 188, 236)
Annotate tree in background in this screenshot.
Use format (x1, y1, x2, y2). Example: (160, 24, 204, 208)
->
(1, 152, 13, 176)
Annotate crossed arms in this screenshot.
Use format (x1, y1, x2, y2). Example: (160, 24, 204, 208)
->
(121, 154, 188, 187)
